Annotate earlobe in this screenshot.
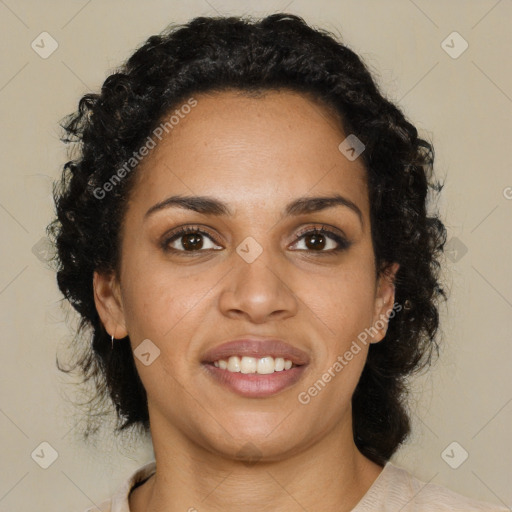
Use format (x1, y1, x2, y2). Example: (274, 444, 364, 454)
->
(93, 270, 128, 339)
(370, 262, 400, 344)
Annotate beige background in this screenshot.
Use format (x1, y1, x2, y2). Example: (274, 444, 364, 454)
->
(1, 1, 511, 510)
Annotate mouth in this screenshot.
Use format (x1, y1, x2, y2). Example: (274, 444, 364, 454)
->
(201, 338, 310, 398)
(208, 355, 299, 374)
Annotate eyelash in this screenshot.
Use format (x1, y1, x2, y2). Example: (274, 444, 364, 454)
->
(161, 225, 351, 255)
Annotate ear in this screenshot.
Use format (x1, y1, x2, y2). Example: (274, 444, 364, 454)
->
(93, 270, 128, 339)
(370, 262, 400, 344)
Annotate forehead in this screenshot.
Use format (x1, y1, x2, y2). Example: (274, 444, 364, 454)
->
(127, 89, 369, 219)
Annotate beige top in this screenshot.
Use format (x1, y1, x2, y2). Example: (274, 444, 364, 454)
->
(82, 460, 508, 511)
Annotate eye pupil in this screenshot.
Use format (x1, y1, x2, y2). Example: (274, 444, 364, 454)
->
(305, 233, 326, 250)
(182, 233, 203, 251)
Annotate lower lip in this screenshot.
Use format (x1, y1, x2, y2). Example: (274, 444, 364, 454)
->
(203, 364, 308, 398)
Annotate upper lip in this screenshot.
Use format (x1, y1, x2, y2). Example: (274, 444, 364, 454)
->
(201, 337, 310, 366)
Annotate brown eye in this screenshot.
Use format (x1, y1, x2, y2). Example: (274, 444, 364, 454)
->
(303, 232, 328, 250)
(181, 232, 204, 251)
(162, 227, 222, 253)
(291, 226, 351, 252)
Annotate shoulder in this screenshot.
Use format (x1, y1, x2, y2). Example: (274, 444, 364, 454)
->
(80, 461, 156, 512)
(353, 462, 508, 512)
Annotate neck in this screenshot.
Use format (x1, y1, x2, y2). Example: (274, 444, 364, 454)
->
(130, 414, 384, 512)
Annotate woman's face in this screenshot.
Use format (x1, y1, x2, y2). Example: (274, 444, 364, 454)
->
(94, 89, 398, 461)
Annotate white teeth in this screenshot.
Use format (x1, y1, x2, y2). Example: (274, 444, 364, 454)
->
(257, 356, 275, 374)
(227, 356, 241, 372)
(212, 355, 296, 374)
(274, 357, 285, 371)
(240, 356, 257, 374)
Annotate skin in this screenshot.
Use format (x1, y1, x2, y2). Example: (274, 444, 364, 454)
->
(94, 89, 399, 512)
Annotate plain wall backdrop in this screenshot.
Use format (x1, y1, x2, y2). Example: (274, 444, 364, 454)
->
(0, 1, 511, 511)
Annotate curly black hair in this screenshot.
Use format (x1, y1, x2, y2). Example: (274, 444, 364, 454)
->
(48, 13, 447, 465)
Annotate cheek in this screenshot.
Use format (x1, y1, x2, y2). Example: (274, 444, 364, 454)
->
(120, 252, 217, 343)
(300, 263, 377, 345)
(296, 270, 374, 415)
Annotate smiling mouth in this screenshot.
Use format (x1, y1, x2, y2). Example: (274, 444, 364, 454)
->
(209, 355, 299, 374)
(203, 360, 308, 398)
(201, 338, 310, 397)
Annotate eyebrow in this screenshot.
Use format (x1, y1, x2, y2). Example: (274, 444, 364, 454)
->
(144, 193, 364, 227)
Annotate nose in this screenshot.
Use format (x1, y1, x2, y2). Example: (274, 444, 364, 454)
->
(218, 249, 299, 324)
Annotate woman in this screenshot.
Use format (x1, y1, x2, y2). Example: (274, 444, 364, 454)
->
(48, 13, 506, 512)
